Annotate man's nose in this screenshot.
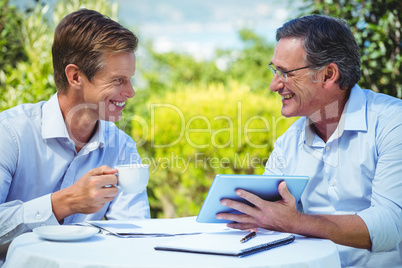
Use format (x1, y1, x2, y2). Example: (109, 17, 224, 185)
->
(269, 73, 284, 93)
(123, 81, 135, 98)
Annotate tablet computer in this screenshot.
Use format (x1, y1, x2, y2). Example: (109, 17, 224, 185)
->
(196, 174, 309, 223)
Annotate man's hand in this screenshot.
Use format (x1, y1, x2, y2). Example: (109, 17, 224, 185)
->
(216, 181, 302, 232)
(216, 181, 372, 249)
(51, 165, 119, 221)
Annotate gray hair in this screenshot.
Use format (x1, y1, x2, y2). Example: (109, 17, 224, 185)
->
(276, 14, 361, 90)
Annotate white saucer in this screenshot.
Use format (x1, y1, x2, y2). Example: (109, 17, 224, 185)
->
(33, 225, 99, 242)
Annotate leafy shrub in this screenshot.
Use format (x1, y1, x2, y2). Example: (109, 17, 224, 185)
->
(128, 80, 296, 218)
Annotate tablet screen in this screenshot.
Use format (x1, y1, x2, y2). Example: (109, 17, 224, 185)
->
(196, 174, 308, 223)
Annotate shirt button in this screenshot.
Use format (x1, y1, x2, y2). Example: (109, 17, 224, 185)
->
(36, 213, 41, 220)
(330, 180, 336, 186)
(325, 146, 330, 151)
(41, 223, 47, 226)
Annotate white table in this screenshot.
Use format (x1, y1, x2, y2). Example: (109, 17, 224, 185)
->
(4, 218, 341, 268)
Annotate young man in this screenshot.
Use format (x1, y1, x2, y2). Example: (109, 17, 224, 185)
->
(217, 15, 402, 267)
(0, 9, 150, 259)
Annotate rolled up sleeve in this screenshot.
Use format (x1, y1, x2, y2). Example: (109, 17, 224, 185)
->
(358, 201, 402, 252)
(358, 112, 402, 252)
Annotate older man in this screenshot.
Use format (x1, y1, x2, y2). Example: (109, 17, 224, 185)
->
(217, 14, 402, 267)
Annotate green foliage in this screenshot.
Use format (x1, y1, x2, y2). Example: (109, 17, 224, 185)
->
(137, 28, 275, 96)
(216, 29, 275, 92)
(0, 3, 55, 110)
(128, 81, 296, 218)
(138, 44, 227, 95)
(0, 1, 27, 71)
(301, 0, 401, 98)
(126, 28, 280, 217)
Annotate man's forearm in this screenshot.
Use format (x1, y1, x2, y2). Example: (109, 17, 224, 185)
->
(51, 188, 76, 222)
(294, 213, 372, 249)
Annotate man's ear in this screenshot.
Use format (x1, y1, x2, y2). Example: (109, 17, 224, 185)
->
(65, 64, 81, 89)
(322, 63, 340, 89)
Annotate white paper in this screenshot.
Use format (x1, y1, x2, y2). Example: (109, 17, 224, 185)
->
(86, 216, 230, 236)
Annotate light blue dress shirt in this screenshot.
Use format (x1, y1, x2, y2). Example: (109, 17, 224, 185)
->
(264, 85, 402, 267)
(0, 93, 150, 249)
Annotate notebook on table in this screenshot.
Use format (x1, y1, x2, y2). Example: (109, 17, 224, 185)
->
(154, 232, 295, 257)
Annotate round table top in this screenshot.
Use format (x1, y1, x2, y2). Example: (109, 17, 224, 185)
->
(4, 218, 341, 268)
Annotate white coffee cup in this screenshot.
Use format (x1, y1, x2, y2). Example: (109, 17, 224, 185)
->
(115, 164, 149, 194)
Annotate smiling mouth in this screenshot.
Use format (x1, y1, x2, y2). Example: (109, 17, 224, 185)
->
(111, 100, 126, 107)
(282, 94, 295, 100)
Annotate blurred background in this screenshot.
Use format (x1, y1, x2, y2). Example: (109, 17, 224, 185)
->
(1, 0, 400, 218)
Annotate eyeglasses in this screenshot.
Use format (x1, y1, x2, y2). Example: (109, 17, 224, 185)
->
(268, 63, 311, 82)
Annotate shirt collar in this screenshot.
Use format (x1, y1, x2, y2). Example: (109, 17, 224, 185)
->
(42, 93, 105, 150)
(304, 119, 318, 146)
(42, 93, 69, 139)
(343, 84, 368, 132)
(303, 84, 367, 146)
(82, 120, 105, 152)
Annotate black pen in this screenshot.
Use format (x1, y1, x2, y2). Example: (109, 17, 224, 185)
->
(240, 231, 256, 243)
